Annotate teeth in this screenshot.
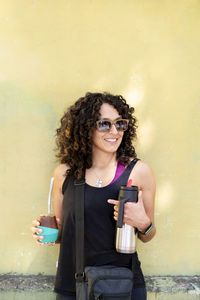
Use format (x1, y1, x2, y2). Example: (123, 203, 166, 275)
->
(105, 139, 117, 142)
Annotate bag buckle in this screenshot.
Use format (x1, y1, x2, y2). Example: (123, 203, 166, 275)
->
(75, 272, 85, 281)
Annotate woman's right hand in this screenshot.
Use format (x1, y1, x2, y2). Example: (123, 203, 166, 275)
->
(30, 219, 44, 245)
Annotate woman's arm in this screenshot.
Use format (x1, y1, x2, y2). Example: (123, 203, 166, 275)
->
(30, 163, 68, 245)
(123, 160, 156, 243)
(53, 163, 69, 243)
(131, 160, 156, 243)
(108, 160, 156, 243)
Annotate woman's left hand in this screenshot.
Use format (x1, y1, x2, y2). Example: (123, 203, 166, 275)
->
(108, 190, 150, 232)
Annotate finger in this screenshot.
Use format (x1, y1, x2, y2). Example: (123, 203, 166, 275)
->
(32, 220, 40, 226)
(114, 211, 118, 218)
(32, 232, 43, 239)
(114, 205, 118, 212)
(32, 233, 44, 242)
(35, 240, 44, 245)
(35, 240, 45, 246)
(30, 226, 43, 234)
(107, 199, 119, 205)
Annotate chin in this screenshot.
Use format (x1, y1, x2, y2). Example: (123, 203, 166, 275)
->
(103, 144, 120, 153)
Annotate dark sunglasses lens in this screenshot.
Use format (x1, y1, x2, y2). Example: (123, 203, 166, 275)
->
(98, 120, 111, 131)
(116, 120, 128, 131)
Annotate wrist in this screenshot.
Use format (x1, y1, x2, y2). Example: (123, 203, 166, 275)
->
(138, 220, 153, 235)
(137, 218, 151, 233)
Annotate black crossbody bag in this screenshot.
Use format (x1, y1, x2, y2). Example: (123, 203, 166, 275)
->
(74, 178, 135, 300)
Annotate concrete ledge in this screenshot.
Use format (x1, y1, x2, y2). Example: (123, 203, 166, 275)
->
(0, 274, 55, 292)
(0, 274, 200, 295)
(145, 276, 200, 295)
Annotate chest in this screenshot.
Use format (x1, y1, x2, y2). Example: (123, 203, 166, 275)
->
(84, 185, 119, 217)
(62, 180, 120, 221)
(85, 166, 117, 188)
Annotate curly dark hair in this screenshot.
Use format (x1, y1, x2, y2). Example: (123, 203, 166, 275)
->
(55, 92, 137, 179)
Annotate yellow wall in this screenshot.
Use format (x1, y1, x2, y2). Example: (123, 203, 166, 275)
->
(0, 0, 200, 276)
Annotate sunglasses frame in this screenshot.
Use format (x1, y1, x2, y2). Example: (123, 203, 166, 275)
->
(96, 119, 129, 132)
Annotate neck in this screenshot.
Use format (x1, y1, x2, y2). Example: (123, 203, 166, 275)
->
(92, 148, 117, 170)
(86, 148, 118, 187)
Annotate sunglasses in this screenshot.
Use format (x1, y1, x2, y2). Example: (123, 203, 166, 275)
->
(96, 119, 129, 132)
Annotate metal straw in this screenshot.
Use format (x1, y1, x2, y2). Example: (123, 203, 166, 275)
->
(48, 177, 55, 214)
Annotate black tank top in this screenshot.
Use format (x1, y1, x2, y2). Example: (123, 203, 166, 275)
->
(54, 158, 145, 296)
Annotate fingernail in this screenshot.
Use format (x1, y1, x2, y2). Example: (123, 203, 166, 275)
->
(39, 229, 43, 233)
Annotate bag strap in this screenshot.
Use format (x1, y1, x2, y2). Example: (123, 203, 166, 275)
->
(74, 178, 85, 282)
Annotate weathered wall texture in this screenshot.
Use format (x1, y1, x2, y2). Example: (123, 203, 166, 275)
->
(0, 0, 199, 286)
(0, 274, 200, 299)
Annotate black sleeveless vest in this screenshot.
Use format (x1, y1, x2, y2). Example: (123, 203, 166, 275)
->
(54, 158, 145, 296)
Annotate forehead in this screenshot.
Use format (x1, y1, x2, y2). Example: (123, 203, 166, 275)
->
(99, 103, 120, 119)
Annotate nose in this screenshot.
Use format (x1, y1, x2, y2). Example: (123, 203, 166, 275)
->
(109, 123, 118, 134)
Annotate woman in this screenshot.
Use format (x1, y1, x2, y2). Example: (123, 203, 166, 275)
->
(31, 92, 156, 300)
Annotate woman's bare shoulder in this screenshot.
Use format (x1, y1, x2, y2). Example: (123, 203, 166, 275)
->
(130, 158, 155, 184)
(135, 159, 154, 175)
(53, 164, 70, 184)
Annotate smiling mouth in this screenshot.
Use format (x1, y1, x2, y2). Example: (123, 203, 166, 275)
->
(104, 138, 118, 142)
